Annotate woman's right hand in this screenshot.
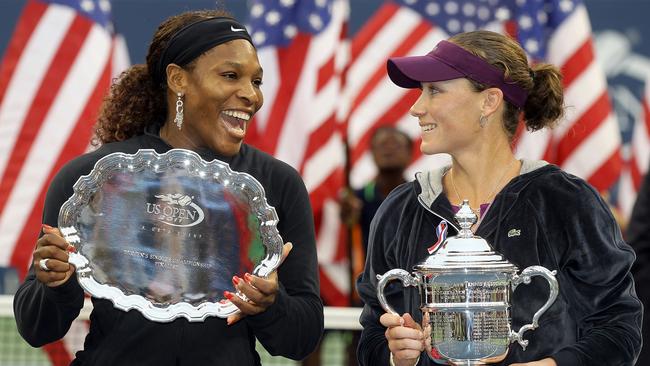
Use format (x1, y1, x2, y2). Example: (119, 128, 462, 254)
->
(33, 225, 75, 287)
(380, 312, 425, 366)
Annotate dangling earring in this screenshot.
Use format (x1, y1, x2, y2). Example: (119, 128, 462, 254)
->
(479, 114, 488, 128)
(174, 92, 184, 130)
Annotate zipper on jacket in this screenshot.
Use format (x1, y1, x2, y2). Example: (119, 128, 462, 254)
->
(417, 195, 460, 233)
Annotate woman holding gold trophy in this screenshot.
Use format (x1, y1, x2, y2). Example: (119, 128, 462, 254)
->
(13, 9, 323, 365)
(356, 30, 642, 366)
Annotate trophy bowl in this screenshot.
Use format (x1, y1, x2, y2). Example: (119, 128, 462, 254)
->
(59, 149, 284, 322)
(376, 201, 558, 365)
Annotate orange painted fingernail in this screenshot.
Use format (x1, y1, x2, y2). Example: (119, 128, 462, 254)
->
(244, 273, 252, 282)
(42, 224, 53, 230)
(232, 276, 240, 286)
(67, 245, 76, 253)
(223, 291, 233, 300)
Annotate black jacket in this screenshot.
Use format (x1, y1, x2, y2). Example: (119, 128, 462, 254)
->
(357, 161, 642, 366)
(13, 129, 324, 365)
(628, 164, 650, 365)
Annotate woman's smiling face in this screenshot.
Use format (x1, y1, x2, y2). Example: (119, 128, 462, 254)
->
(409, 78, 484, 156)
(178, 39, 263, 156)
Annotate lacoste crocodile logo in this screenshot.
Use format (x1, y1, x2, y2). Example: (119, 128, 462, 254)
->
(507, 228, 521, 237)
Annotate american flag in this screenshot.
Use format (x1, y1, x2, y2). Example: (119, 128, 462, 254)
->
(618, 81, 650, 218)
(247, 0, 636, 306)
(246, 0, 351, 306)
(344, 0, 623, 198)
(631, 83, 650, 192)
(0, 0, 129, 363)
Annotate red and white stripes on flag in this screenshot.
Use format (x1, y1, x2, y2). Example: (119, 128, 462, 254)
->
(619, 80, 650, 218)
(630, 83, 650, 185)
(344, 1, 622, 198)
(247, 0, 350, 306)
(0, 1, 128, 363)
(343, 3, 450, 189)
(514, 3, 622, 192)
(0, 0, 129, 279)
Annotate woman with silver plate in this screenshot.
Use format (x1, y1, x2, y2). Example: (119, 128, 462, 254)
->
(13, 9, 323, 366)
(356, 30, 642, 366)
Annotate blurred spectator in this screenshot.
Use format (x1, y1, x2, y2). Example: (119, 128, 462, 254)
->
(628, 165, 650, 366)
(340, 126, 413, 255)
(336, 126, 412, 366)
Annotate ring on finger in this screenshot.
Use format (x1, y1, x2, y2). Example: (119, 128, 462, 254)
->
(39, 258, 51, 272)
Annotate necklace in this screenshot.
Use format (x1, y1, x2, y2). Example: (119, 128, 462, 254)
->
(449, 159, 518, 217)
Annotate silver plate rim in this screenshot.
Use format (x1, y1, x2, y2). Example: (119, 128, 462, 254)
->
(58, 148, 284, 322)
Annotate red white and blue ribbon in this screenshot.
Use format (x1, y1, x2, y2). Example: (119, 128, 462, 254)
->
(427, 220, 448, 254)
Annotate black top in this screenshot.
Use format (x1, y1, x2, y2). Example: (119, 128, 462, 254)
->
(357, 163, 642, 366)
(13, 128, 324, 365)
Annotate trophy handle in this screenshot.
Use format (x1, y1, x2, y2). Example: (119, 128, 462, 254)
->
(376, 269, 419, 315)
(509, 265, 559, 350)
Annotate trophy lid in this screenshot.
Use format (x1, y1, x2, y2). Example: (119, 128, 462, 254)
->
(414, 200, 517, 273)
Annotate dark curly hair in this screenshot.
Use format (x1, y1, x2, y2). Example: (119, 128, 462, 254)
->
(449, 30, 565, 140)
(93, 9, 232, 145)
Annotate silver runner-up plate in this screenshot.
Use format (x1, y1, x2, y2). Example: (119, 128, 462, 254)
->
(59, 149, 284, 322)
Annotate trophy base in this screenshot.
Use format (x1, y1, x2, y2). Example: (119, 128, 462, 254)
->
(429, 353, 507, 365)
(429, 357, 507, 365)
(427, 340, 508, 365)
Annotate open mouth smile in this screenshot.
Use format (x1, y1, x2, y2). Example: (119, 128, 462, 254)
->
(221, 110, 252, 138)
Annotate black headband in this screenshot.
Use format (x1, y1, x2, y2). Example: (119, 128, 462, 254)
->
(153, 17, 253, 85)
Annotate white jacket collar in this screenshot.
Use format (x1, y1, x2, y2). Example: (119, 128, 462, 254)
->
(415, 159, 549, 208)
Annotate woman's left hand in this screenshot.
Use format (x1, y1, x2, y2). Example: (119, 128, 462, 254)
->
(509, 358, 557, 366)
(226, 242, 292, 325)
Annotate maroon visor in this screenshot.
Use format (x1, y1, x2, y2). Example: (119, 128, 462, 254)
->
(387, 40, 528, 108)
